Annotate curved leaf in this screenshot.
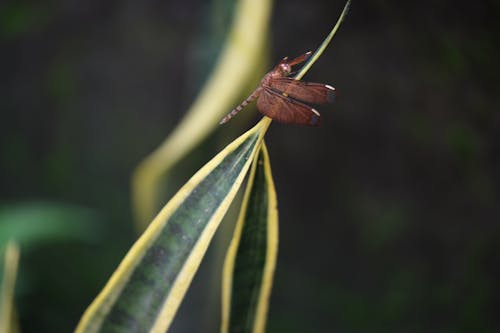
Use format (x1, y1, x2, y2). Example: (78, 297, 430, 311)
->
(75, 119, 271, 333)
(132, 0, 273, 229)
(220, 2, 351, 331)
(221, 143, 278, 333)
(295, 0, 351, 81)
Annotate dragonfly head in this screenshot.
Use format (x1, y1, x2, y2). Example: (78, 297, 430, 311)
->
(278, 60, 292, 76)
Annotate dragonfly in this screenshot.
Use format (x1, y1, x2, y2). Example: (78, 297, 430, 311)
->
(220, 51, 336, 126)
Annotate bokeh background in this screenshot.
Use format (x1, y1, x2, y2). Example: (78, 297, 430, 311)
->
(1, 0, 499, 332)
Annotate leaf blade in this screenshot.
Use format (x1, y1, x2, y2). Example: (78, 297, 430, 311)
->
(295, 0, 351, 81)
(221, 142, 278, 333)
(75, 120, 271, 333)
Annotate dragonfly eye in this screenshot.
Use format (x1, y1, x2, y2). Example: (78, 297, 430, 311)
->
(280, 63, 291, 75)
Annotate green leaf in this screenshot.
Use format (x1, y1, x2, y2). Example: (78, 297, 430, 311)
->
(221, 142, 278, 333)
(75, 120, 271, 333)
(0, 202, 101, 247)
(132, 0, 273, 230)
(295, 0, 351, 81)
(220, 2, 351, 331)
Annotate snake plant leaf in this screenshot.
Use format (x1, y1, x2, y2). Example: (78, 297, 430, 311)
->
(0, 241, 21, 333)
(294, 0, 350, 81)
(221, 142, 278, 333)
(132, 0, 273, 230)
(218, 3, 351, 330)
(75, 119, 271, 333)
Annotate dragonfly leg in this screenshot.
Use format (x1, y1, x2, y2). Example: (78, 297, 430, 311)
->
(287, 51, 312, 66)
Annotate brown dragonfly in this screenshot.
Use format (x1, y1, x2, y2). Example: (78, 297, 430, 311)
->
(220, 51, 336, 126)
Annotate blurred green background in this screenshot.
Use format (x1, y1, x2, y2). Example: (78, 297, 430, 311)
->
(1, 0, 499, 332)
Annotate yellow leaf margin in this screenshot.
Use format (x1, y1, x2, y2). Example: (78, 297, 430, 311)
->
(0, 241, 21, 333)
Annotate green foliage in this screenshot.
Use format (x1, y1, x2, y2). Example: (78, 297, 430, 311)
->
(0, 202, 101, 247)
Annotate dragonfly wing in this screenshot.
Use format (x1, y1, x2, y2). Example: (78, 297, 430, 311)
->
(268, 77, 336, 104)
(257, 87, 321, 126)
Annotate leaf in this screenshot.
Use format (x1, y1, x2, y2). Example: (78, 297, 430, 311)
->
(132, 0, 273, 230)
(221, 142, 278, 333)
(295, 0, 351, 81)
(0, 202, 101, 248)
(0, 241, 21, 333)
(220, 2, 352, 332)
(75, 119, 271, 333)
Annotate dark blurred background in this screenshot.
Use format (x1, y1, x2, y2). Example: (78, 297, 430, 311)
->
(1, 0, 499, 332)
